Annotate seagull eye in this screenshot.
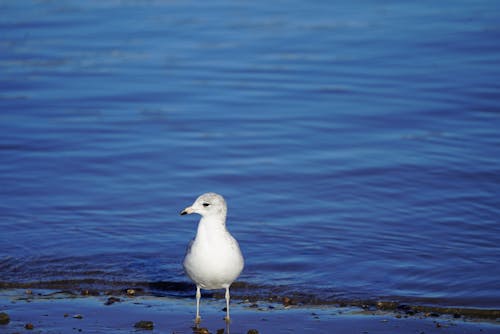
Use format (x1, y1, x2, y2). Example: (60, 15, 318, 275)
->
(202, 203, 210, 207)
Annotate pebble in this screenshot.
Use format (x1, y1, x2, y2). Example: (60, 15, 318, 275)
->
(81, 289, 100, 296)
(134, 320, 154, 330)
(0, 312, 10, 325)
(377, 301, 398, 310)
(25, 323, 34, 330)
(282, 297, 295, 307)
(73, 314, 83, 319)
(397, 304, 411, 312)
(247, 330, 259, 334)
(105, 297, 121, 305)
(425, 312, 440, 317)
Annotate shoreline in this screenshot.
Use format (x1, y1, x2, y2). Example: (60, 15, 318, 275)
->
(1, 289, 499, 334)
(2, 280, 500, 318)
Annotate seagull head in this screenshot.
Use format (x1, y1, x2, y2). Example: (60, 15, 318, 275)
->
(180, 192, 227, 219)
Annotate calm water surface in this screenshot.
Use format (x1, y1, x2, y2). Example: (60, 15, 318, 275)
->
(1, 0, 500, 309)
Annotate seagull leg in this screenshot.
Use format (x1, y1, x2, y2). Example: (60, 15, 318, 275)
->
(195, 286, 201, 324)
(224, 287, 231, 323)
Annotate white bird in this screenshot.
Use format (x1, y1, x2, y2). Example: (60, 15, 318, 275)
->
(180, 192, 244, 324)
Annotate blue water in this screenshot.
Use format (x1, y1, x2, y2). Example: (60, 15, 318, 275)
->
(1, 0, 500, 309)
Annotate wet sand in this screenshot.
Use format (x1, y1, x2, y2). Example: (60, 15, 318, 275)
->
(1, 290, 499, 334)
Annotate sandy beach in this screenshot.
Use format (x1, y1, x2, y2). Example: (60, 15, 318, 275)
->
(1, 289, 499, 334)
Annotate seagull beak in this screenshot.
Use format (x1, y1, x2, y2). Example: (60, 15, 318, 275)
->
(180, 206, 194, 216)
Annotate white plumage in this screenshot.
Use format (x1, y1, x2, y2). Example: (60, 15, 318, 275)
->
(180, 192, 244, 323)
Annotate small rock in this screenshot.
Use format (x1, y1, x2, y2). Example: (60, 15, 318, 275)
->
(247, 330, 259, 334)
(126, 289, 136, 296)
(282, 297, 295, 307)
(105, 297, 121, 305)
(134, 320, 154, 330)
(25, 323, 34, 330)
(81, 289, 99, 296)
(0, 312, 10, 325)
(25, 289, 33, 295)
(73, 314, 83, 319)
(436, 322, 441, 328)
(377, 301, 398, 310)
(397, 304, 411, 312)
(194, 328, 209, 334)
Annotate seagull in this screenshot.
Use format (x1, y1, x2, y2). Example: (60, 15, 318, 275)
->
(180, 192, 244, 324)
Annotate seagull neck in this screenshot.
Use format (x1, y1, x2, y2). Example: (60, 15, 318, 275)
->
(197, 215, 227, 234)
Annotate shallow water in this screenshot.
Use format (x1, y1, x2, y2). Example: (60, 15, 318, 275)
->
(1, 0, 500, 309)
